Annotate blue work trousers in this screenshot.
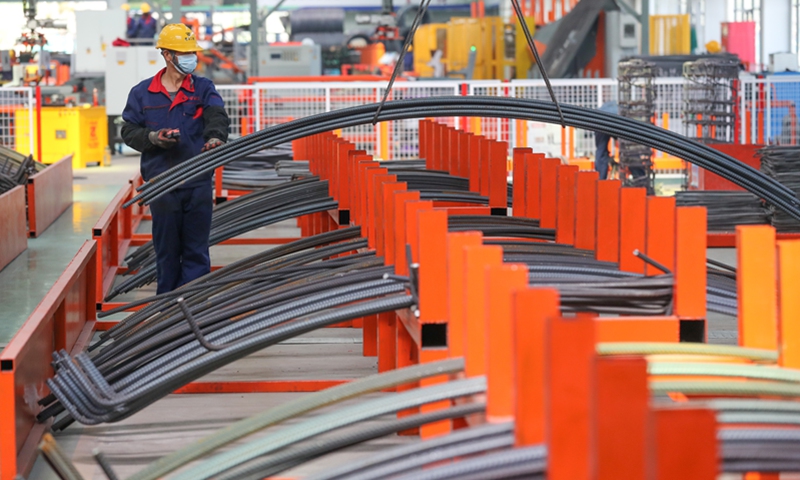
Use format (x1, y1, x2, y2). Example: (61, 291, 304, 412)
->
(149, 185, 213, 294)
(595, 132, 612, 180)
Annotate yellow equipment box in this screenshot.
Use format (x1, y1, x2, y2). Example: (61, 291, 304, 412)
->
(15, 106, 108, 169)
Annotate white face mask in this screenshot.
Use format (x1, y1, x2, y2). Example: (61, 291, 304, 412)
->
(172, 53, 197, 74)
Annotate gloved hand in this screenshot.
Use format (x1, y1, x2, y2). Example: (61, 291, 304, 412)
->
(202, 138, 224, 152)
(148, 129, 179, 149)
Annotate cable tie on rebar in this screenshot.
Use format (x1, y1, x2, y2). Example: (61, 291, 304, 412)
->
(509, 0, 565, 127)
(372, 0, 433, 125)
(633, 249, 672, 274)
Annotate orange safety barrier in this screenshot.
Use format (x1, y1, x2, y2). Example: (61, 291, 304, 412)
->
(27, 154, 73, 238)
(0, 241, 98, 479)
(0, 186, 27, 272)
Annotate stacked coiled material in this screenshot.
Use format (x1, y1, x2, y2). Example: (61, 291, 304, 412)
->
(123, 97, 800, 225)
(759, 145, 800, 231)
(107, 177, 337, 299)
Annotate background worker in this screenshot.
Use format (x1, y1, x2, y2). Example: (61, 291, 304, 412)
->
(122, 3, 137, 38)
(121, 24, 229, 294)
(131, 3, 157, 43)
(595, 101, 618, 180)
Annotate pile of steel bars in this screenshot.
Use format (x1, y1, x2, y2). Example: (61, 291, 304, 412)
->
(760, 145, 800, 231)
(123, 97, 800, 223)
(106, 177, 337, 299)
(0, 145, 44, 194)
(38, 227, 413, 429)
(675, 191, 768, 231)
(450, 215, 554, 240)
(219, 144, 296, 190)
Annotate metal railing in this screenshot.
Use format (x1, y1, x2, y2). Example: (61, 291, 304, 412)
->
(0, 87, 34, 154)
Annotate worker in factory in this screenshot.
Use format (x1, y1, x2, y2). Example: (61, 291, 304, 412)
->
(594, 100, 618, 180)
(122, 4, 137, 38)
(121, 24, 229, 294)
(133, 3, 158, 42)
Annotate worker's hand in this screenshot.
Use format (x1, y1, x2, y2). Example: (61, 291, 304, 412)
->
(202, 138, 224, 152)
(148, 129, 180, 149)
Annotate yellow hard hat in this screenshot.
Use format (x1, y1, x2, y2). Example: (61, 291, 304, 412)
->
(121, 3, 130, 11)
(706, 40, 721, 54)
(140, 3, 151, 13)
(156, 23, 202, 52)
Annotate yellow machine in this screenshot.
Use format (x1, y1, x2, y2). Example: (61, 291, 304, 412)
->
(649, 14, 691, 56)
(413, 16, 534, 80)
(15, 106, 108, 169)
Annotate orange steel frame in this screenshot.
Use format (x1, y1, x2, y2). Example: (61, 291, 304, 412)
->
(0, 186, 27, 272)
(5, 116, 800, 478)
(27, 154, 74, 238)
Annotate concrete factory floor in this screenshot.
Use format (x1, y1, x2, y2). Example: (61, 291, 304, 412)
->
(2, 157, 750, 479)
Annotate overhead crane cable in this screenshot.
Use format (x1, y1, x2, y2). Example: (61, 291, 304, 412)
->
(509, 0, 564, 127)
(372, 0, 433, 125)
(123, 98, 800, 221)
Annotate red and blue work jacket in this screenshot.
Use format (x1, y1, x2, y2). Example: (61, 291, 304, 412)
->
(122, 68, 229, 188)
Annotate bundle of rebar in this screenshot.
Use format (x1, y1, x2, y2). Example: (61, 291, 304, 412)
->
(38, 227, 413, 429)
(220, 145, 296, 190)
(0, 145, 44, 194)
(675, 191, 768, 231)
(759, 145, 800, 231)
(121, 96, 800, 223)
(106, 177, 337, 299)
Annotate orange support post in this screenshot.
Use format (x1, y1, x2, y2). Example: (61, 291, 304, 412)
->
(462, 245, 503, 378)
(737, 225, 778, 351)
(442, 125, 451, 174)
(447, 232, 483, 358)
(382, 182, 407, 267)
(539, 158, 560, 229)
(214, 166, 224, 200)
(596, 317, 680, 343)
(449, 128, 459, 175)
(523, 153, 544, 220)
(654, 408, 718, 480)
(420, 120, 429, 169)
(336, 142, 354, 208)
(405, 200, 435, 267)
(619, 188, 647, 273)
(594, 356, 649, 480)
(645, 196, 676, 275)
(555, 165, 579, 245)
(459, 131, 471, 178)
(364, 167, 389, 247)
(778, 240, 800, 368)
(674, 207, 708, 322)
(469, 134, 482, 193)
(513, 288, 559, 447)
(547, 314, 596, 480)
(512, 148, 533, 217)
(479, 138, 491, 197)
(418, 209, 449, 325)
(373, 174, 397, 256)
(489, 141, 508, 210)
(436, 123, 446, 171)
(392, 191, 421, 275)
(596, 180, 621, 263)
(485, 263, 529, 422)
(574, 171, 598, 251)
(419, 348, 452, 438)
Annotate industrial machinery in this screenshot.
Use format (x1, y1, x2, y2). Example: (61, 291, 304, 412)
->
(251, 43, 322, 77)
(618, 58, 656, 193)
